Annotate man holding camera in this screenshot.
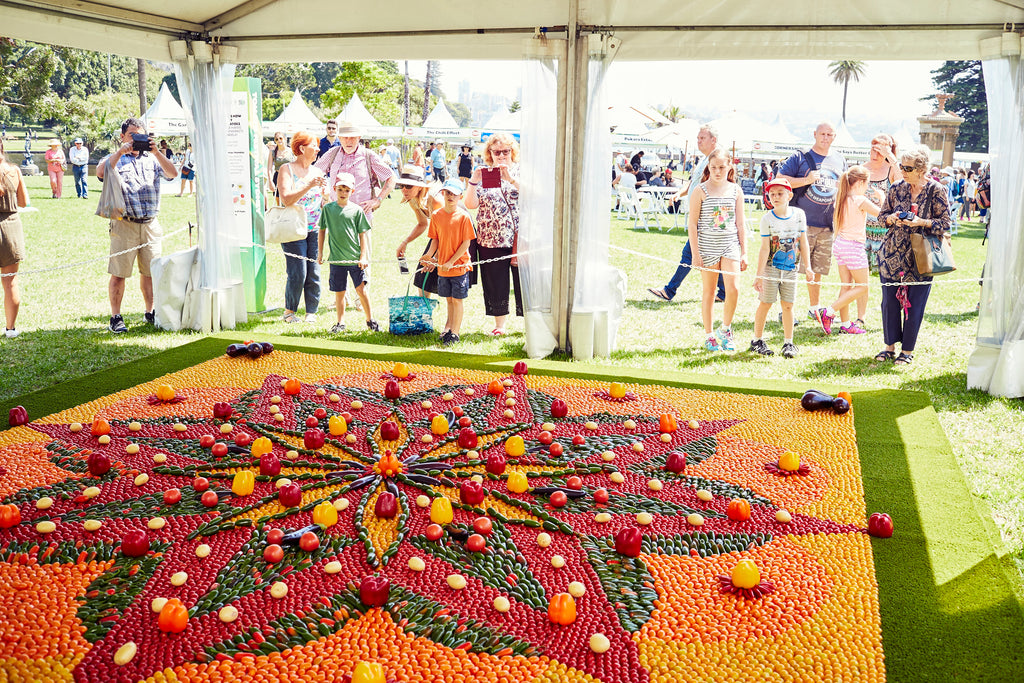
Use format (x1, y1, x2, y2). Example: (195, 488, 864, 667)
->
(96, 117, 178, 334)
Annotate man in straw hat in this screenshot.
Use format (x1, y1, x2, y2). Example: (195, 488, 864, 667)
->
(314, 121, 395, 224)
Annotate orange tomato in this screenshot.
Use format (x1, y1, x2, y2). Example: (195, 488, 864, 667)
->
(90, 419, 111, 436)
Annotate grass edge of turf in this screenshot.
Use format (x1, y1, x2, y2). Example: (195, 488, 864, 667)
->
(3, 333, 1024, 681)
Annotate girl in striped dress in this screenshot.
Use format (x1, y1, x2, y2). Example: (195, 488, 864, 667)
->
(688, 148, 747, 351)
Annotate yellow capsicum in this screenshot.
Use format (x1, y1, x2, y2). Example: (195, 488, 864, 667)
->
(231, 470, 255, 496)
(429, 497, 454, 525)
(251, 437, 273, 458)
(312, 500, 338, 528)
(506, 471, 529, 494)
(351, 661, 386, 683)
(328, 415, 347, 436)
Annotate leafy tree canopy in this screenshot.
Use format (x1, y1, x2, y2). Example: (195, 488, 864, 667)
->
(924, 60, 987, 153)
(0, 38, 74, 121)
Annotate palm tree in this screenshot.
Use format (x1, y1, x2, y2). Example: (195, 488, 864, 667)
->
(658, 104, 683, 124)
(403, 61, 410, 127)
(828, 61, 866, 123)
(422, 60, 434, 125)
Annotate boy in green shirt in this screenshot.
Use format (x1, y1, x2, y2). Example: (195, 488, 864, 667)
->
(318, 173, 380, 333)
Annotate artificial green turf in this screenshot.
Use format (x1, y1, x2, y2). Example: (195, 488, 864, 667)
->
(3, 334, 1023, 680)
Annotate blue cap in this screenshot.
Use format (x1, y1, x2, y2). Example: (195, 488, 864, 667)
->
(441, 179, 464, 196)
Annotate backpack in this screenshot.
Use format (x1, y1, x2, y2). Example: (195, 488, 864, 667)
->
(763, 150, 816, 211)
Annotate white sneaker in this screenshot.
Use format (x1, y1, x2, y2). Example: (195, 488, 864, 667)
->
(4, 328, 19, 339)
(304, 313, 317, 323)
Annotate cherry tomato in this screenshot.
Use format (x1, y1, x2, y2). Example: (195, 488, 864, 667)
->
(458, 416, 472, 428)
(299, 531, 320, 552)
(162, 488, 182, 505)
(199, 434, 216, 448)
(549, 443, 564, 457)
(263, 544, 284, 563)
(472, 517, 493, 536)
(425, 524, 443, 541)
(313, 407, 327, 419)
(266, 528, 284, 545)
(305, 416, 319, 428)
(201, 490, 219, 507)
(566, 476, 583, 490)
(193, 476, 210, 492)
(538, 431, 554, 445)
(550, 491, 568, 507)
(211, 443, 228, 458)
(341, 412, 353, 424)
(466, 534, 487, 552)
(453, 406, 464, 417)
(594, 488, 610, 504)
(233, 432, 251, 447)
(572, 434, 585, 446)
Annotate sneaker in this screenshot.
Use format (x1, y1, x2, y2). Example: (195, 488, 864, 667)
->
(4, 328, 20, 339)
(808, 309, 818, 321)
(778, 311, 800, 327)
(704, 335, 721, 352)
(716, 328, 736, 351)
(366, 319, 380, 332)
(839, 322, 866, 334)
(304, 313, 318, 323)
(816, 308, 835, 335)
(109, 315, 128, 334)
(441, 331, 460, 347)
(145, 310, 156, 325)
(330, 322, 345, 334)
(749, 339, 774, 356)
(782, 342, 798, 358)
(853, 318, 866, 330)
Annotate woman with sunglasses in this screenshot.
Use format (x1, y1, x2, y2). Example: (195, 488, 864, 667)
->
(395, 166, 441, 297)
(874, 145, 950, 366)
(863, 134, 900, 281)
(464, 134, 522, 336)
(266, 132, 295, 198)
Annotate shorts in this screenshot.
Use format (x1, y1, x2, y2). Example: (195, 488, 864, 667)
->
(0, 213, 25, 268)
(433, 167, 446, 182)
(832, 236, 869, 271)
(758, 265, 798, 304)
(438, 272, 470, 299)
(181, 166, 195, 180)
(804, 225, 833, 276)
(108, 218, 162, 278)
(696, 230, 741, 267)
(329, 264, 367, 292)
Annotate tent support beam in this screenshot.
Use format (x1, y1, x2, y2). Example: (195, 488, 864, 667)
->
(580, 23, 1012, 33)
(0, 0, 204, 33)
(222, 26, 569, 42)
(204, 0, 284, 31)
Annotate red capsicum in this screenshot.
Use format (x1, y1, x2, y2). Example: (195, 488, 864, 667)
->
(259, 452, 281, 476)
(213, 402, 234, 419)
(87, 452, 112, 477)
(615, 527, 643, 557)
(8, 406, 28, 427)
(460, 480, 485, 506)
(303, 428, 326, 450)
(360, 575, 390, 607)
(384, 380, 401, 400)
(374, 492, 398, 518)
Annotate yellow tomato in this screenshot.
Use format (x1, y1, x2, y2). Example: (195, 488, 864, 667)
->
(609, 382, 626, 399)
(155, 384, 176, 401)
(392, 362, 410, 379)
(731, 559, 761, 589)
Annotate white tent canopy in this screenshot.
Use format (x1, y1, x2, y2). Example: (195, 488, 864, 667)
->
(339, 93, 384, 130)
(482, 109, 522, 131)
(264, 90, 323, 136)
(143, 82, 189, 135)
(422, 100, 460, 129)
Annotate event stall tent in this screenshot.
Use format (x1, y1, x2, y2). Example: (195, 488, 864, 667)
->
(143, 82, 189, 136)
(263, 90, 323, 136)
(4, 0, 1023, 396)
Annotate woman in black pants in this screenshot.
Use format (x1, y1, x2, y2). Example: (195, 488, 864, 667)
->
(464, 134, 522, 336)
(874, 145, 950, 366)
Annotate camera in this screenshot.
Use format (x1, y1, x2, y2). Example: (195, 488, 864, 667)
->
(131, 133, 152, 152)
(398, 257, 409, 275)
(480, 168, 501, 189)
(897, 211, 912, 220)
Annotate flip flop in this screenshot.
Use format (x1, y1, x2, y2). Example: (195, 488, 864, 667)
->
(647, 288, 671, 301)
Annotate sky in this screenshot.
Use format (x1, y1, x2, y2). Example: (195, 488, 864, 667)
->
(407, 59, 944, 141)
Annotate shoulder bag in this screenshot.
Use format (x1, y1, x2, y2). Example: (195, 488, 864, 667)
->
(911, 232, 956, 276)
(266, 166, 314, 244)
(95, 158, 127, 221)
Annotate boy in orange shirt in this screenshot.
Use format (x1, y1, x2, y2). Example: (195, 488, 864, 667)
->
(421, 179, 475, 346)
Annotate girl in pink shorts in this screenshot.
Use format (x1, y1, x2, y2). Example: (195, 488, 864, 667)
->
(815, 166, 882, 334)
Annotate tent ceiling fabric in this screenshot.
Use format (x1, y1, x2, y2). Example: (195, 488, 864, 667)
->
(3, 0, 1023, 61)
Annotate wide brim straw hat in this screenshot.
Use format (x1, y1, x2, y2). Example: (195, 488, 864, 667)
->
(334, 121, 363, 137)
(396, 165, 429, 188)
(48, 139, 62, 146)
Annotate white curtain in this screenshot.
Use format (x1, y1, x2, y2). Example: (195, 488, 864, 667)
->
(172, 42, 248, 331)
(519, 38, 562, 358)
(568, 35, 626, 360)
(968, 33, 1024, 398)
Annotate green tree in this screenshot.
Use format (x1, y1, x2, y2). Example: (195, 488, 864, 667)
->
(448, 101, 472, 127)
(924, 61, 988, 153)
(237, 63, 316, 101)
(827, 60, 866, 123)
(49, 51, 136, 101)
(657, 104, 682, 124)
(321, 62, 404, 125)
(0, 38, 74, 122)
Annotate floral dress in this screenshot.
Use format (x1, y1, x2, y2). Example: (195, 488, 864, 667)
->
(865, 173, 891, 274)
(876, 180, 949, 283)
(289, 166, 325, 230)
(475, 164, 519, 249)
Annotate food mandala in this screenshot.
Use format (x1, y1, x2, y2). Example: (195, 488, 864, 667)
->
(0, 352, 884, 682)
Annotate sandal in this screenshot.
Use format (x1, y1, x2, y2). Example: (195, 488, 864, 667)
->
(874, 350, 896, 362)
(492, 328, 506, 336)
(894, 352, 914, 365)
(282, 312, 299, 324)
(647, 287, 671, 301)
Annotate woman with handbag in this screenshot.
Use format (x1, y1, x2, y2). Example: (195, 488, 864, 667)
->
(395, 165, 441, 297)
(464, 133, 522, 336)
(176, 143, 195, 197)
(874, 145, 950, 366)
(276, 130, 327, 323)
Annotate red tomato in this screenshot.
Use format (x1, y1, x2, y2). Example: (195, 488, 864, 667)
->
(458, 416, 472, 428)
(549, 443, 564, 457)
(211, 443, 228, 457)
(193, 476, 209, 492)
(550, 491, 568, 507)
(305, 415, 319, 428)
(594, 488, 610, 504)
(162, 488, 182, 505)
(538, 431, 554, 445)
(233, 432, 251, 447)
(472, 517, 493, 536)
(572, 434, 585, 446)
(466, 534, 487, 552)
(299, 532, 320, 552)
(453, 406, 464, 417)
(266, 528, 284, 545)
(341, 412, 353, 424)
(425, 524, 443, 541)
(200, 490, 219, 507)
(199, 434, 216, 448)
(263, 544, 284, 563)
(566, 476, 583, 490)
(313, 407, 327, 419)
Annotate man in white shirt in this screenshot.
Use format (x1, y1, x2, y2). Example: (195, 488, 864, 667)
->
(68, 138, 90, 198)
(384, 139, 401, 172)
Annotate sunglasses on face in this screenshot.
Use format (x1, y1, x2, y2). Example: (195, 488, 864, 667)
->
(900, 165, 916, 173)
(491, 149, 512, 156)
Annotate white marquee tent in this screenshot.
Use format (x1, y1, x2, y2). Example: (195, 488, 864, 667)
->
(4, 1, 1023, 395)
(142, 82, 189, 135)
(263, 90, 323, 136)
(421, 100, 460, 130)
(338, 93, 400, 138)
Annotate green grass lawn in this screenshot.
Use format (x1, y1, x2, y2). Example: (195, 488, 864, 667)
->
(4, 171, 1023, 586)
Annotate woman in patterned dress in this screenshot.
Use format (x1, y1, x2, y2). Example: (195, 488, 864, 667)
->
(277, 130, 327, 323)
(464, 133, 522, 336)
(863, 134, 901, 286)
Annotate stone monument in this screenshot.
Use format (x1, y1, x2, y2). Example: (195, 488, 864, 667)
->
(20, 132, 39, 176)
(918, 94, 964, 168)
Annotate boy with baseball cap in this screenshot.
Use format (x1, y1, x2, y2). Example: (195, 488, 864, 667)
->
(421, 179, 475, 346)
(750, 177, 813, 358)
(318, 172, 380, 334)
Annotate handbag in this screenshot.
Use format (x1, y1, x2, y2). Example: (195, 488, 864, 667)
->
(264, 201, 307, 244)
(389, 278, 438, 335)
(911, 232, 957, 276)
(95, 158, 126, 221)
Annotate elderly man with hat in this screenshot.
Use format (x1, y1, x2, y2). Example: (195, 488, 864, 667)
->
(44, 139, 66, 199)
(314, 121, 395, 223)
(68, 138, 90, 198)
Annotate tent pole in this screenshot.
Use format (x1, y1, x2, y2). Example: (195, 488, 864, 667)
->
(553, 0, 580, 353)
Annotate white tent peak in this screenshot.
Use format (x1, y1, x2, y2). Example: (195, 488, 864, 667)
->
(834, 120, 859, 147)
(143, 82, 188, 135)
(339, 93, 384, 129)
(269, 90, 324, 135)
(483, 109, 522, 131)
(423, 100, 459, 129)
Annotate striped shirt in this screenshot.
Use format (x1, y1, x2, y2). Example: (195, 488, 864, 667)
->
(114, 153, 165, 221)
(315, 145, 395, 221)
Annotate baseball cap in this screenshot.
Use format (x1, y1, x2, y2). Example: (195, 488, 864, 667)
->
(386, 138, 394, 144)
(941, 166, 954, 177)
(764, 177, 793, 193)
(74, 138, 83, 144)
(334, 172, 356, 189)
(440, 178, 464, 196)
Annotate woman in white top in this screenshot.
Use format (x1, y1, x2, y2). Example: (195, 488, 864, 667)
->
(612, 163, 638, 192)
